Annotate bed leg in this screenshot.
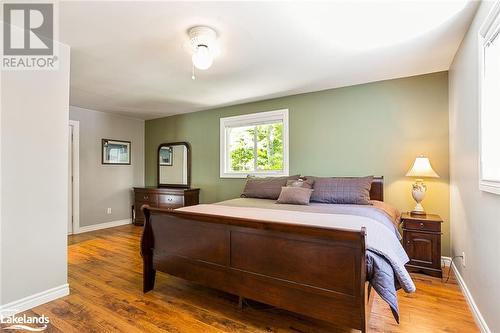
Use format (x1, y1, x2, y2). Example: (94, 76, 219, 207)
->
(143, 255, 156, 293)
(238, 296, 244, 310)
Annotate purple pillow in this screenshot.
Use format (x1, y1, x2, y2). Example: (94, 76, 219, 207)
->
(277, 187, 314, 205)
(241, 175, 300, 200)
(307, 176, 373, 205)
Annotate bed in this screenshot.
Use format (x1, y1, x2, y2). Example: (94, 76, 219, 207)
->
(140, 177, 414, 333)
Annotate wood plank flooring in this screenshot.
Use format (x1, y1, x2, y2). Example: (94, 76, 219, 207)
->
(9, 224, 478, 332)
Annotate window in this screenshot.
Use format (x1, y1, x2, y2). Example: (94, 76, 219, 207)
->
(479, 2, 500, 194)
(220, 109, 289, 178)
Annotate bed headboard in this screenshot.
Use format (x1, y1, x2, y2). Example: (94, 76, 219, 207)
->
(370, 176, 384, 201)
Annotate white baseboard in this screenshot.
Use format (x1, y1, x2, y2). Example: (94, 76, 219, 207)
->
(0, 284, 69, 317)
(451, 262, 491, 333)
(76, 218, 132, 234)
(441, 256, 452, 267)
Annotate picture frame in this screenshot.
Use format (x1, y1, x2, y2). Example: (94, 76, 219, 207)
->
(159, 146, 173, 166)
(102, 139, 131, 165)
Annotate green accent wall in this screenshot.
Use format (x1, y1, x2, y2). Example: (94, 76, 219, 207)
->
(145, 71, 450, 255)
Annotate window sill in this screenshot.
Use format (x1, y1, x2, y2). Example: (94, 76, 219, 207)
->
(479, 180, 500, 195)
(220, 171, 289, 179)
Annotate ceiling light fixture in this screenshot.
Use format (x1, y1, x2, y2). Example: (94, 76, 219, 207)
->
(192, 45, 212, 70)
(188, 26, 218, 79)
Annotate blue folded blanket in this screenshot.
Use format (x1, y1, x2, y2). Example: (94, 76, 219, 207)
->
(366, 250, 401, 323)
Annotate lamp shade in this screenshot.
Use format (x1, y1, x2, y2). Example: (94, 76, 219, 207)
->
(406, 156, 439, 178)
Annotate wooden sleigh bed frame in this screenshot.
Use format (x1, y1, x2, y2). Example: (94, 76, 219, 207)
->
(141, 177, 384, 333)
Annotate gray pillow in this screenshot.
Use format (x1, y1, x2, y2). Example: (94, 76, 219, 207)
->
(286, 178, 314, 189)
(277, 186, 314, 205)
(307, 176, 373, 205)
(241, 175, 300, 199)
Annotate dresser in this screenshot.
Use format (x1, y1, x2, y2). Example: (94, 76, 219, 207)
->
(401, 212, 443, 278)
(133, 187, 200, 226)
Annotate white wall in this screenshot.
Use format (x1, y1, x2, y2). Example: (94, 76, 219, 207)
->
(0, 43, 71, 307)
(69, 106, 144, 228)
(449, 2, 499, 332)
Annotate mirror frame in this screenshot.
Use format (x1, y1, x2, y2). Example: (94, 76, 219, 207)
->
(157, 142, 191, 188)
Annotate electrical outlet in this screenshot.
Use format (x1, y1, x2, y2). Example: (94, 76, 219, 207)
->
(106, 208, 112, 214)
(462, 251, 466, 267)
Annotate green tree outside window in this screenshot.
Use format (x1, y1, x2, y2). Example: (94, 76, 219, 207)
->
(229, 123, 283, 172)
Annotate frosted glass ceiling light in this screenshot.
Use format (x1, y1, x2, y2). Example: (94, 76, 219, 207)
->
(192, 45, 213, 70)
(188, 26, 218, 72)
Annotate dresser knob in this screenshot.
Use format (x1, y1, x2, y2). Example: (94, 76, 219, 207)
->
(420, 223, 424, 228)
(407, 241, 410, 244)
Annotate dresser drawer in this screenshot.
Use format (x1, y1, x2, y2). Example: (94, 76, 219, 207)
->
(403, 220, 440, 232)
(133, 187, 200, 225)
(136, 192, 158, 204)
(158, 194, 184, 208)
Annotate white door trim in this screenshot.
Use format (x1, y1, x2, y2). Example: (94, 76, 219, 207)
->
(69, 120, 80, 235)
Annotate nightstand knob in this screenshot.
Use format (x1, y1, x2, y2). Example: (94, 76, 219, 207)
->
(420, 222, 424, 228)
(407, 240, 410, 244)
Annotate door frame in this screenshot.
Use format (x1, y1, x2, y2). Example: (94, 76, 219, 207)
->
(69, 120, 80, 235)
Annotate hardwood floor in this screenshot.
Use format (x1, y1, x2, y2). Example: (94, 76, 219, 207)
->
(13, 224, 478, 332)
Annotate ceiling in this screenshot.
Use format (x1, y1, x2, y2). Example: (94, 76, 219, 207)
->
(60, 1, 478, 120)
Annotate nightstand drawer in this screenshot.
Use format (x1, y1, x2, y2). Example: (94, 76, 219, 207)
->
(403, 220, 441, 232)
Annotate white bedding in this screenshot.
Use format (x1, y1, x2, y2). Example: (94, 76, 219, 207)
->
(215, 197, 401, 239)
(177, 202, 416, 293)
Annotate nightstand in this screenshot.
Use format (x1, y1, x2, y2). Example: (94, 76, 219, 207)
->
(401, 212, 443, 278)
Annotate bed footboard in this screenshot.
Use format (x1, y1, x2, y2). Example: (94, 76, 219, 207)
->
(141, 205, 373, 332)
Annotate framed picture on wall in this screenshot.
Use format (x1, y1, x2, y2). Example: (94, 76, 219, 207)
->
(159, 146, 173, 166)
(102, 139, 131, 165)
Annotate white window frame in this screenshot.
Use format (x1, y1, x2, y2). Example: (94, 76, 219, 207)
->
(478, 1, 500, 195)
(220, 109, 289, 178)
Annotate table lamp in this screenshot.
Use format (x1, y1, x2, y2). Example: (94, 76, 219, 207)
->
(406, 156, 439, 215)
